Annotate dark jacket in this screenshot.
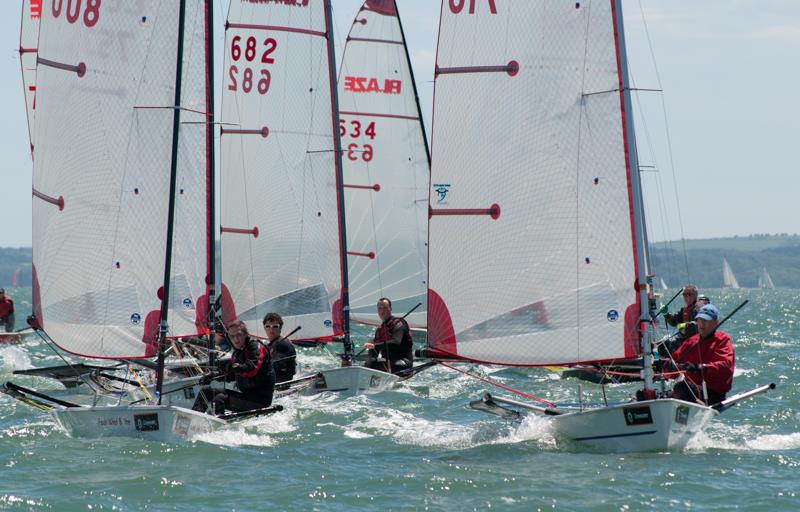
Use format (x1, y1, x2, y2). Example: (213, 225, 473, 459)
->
(268, 337, 296, 383)
(224, 337, 275, 400)
(664, 303, 698, 338)
(373, 316, 413, 364)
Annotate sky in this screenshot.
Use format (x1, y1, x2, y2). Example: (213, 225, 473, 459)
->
(1, 0, 798, 248)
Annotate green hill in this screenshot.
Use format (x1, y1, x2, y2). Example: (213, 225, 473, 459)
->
(650, 234, 800, 289)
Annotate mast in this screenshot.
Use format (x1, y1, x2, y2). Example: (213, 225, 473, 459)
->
(156, 0, 189, 402)
(611, 0, 655, 392)
(324, 0, 353, 364)
(394, 0, 431, 166)
(204, 0, 217, 366)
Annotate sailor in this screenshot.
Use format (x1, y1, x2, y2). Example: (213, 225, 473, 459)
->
(669, 304, 734, 405)
(263, 312, 296, 384)
(0, 288, 14, 333)
(192, 319, 275, 415)
(660, 284, 700, 356)
(363, 298, 413, 374)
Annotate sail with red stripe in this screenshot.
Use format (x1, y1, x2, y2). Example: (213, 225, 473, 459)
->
(20, 0, 41, 155)
(31, 1, 210, 358)
(426, 0, 643, 365)
(220, 0, 343, 340)
(338, 0, 430, 329)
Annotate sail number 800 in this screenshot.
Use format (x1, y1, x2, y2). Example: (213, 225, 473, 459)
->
(52, 0, 101, 28)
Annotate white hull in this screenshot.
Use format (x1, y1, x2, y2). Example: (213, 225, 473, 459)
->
(52, 405, 225, 442)
(314, 366, 400, 396)
(50, 375, 202, 409)
(552, 399, 716, 452)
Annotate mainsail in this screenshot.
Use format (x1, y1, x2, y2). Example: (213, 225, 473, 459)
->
(426, 0, 643, 365)
(722, 257, 740, 289)
(338, 0, 430, 328)
(20, 0, 41, 155)
(758, 267, 775, 289)
(31, 1, 210, 359)
(220, 0, 343, 341)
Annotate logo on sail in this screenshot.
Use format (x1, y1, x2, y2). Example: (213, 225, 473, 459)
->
(433, 183, 450, 204)
(343, 76, 402, 95)
(182, 297, 193, 309)
(607, 310, 619, 322)
(323, 319, 332, 328)
(130, 313, 142, 325)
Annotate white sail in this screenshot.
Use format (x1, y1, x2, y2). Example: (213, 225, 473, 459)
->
(659, 277, 669, 291)
(426, 1, 641, 365)
(32, 1, 209, 359)
(338, 0, 430, 328)
(758, 267, 775, 289)
(20, 0, 41, 154)
(220, 0, 343, 341)
(722, 257, 740, 289)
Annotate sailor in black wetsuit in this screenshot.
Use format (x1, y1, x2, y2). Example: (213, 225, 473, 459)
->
(262, 312, 296, 384)
(192, 319, 275, 416)
(364, 297, 413, 374)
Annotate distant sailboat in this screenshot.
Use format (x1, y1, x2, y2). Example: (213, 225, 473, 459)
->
(659, 277, 669, 291)
(758, 267, 775, 289)
(722, 258, 740, 289)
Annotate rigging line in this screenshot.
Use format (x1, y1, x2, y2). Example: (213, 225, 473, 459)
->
(636, 0, 690, 281)
(439, 363, 557, 408)
(628, 69, 676, 276)
(32, 328, 101, 400)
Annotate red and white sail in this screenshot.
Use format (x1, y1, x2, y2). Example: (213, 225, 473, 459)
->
(31, 1, 210, 358)
(20, 0, 41, 155)
(338, 0, 430, 328)
(220, 0, 343, 340)
(427, 0, 642, 365)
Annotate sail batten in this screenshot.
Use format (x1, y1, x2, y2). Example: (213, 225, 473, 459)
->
(426, 1, 641, 365)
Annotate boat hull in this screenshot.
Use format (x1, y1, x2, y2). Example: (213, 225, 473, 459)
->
(0, 333, 22, 345)
(552, 398, 716, 452)
(51, 405, 225, 442)
(314, 366, 399, 396)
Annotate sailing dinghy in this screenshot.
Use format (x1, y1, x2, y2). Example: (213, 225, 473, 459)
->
(339, 0, 431, 332)
(2, 0, 281, 441)
(219, 0, 430, 396)
(423, 0, 773, 452)
(758, 267, 775, 289)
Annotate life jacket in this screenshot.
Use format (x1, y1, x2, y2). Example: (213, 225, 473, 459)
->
(0, 297, 14, 318)
(232, 339, 273, 393)
(374, 316, 413, 362)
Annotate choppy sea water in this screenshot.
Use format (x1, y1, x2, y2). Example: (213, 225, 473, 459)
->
(1, 289, 799, 511)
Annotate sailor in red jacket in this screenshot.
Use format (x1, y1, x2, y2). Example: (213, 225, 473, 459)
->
(670, 304, 735, 405)
(0, 288, 15, 333)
